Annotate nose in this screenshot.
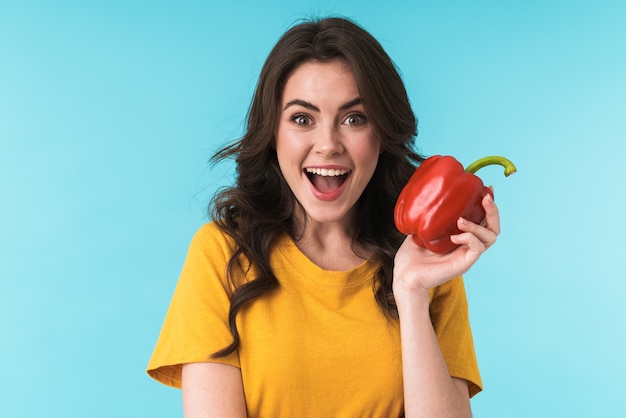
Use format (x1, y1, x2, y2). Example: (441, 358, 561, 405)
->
(315, 125, 344, 156)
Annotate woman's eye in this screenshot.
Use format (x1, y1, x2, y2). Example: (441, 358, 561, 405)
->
(292, 114, 312, 126)
(343, 114, 367, 126)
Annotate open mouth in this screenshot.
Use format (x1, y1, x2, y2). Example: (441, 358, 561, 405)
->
(305, 168, 350, 194)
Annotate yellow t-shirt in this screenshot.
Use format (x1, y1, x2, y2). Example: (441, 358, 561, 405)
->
(147, 222, 482, 417)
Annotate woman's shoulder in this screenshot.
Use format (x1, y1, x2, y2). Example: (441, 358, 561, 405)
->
(188, 221, 238, 257)
(193, 220, 227, 239)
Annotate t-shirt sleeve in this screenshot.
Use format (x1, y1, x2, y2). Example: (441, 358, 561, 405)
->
(146, 223, 240, 388)
(430, 276, 482, 397)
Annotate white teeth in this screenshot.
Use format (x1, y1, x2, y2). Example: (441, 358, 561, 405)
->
(305, 168, 349, 176)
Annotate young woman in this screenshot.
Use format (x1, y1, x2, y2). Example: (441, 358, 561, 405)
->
(147, 17, 499, 417)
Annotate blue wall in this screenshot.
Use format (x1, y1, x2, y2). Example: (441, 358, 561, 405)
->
(2, 1, 624, 416)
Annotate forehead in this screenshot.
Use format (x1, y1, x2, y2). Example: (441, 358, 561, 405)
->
(281, 60, 360, 103)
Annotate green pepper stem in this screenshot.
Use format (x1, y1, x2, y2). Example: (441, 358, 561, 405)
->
(465, 156, 517, 177)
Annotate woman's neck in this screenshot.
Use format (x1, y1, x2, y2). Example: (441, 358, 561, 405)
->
(291, 212, 367, 271)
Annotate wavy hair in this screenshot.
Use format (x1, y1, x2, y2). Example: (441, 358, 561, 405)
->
(210, 17, 423, 358)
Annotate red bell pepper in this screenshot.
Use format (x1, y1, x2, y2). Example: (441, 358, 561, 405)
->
(394, 155, 516, 253)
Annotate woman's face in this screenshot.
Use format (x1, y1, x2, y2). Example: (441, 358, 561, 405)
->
(275, 59, 380, 229)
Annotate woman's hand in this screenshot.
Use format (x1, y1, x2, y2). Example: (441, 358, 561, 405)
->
(393, 192, 500, 301)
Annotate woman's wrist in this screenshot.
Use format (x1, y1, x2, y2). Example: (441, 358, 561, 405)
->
(393, 279, 431, 314)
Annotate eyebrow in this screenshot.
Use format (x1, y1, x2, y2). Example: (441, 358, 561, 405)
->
(283, 97, 362, 112)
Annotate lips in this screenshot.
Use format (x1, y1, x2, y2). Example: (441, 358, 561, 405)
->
(304, 167, 351, 198)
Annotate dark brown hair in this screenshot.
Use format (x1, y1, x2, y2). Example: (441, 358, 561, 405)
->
(210, 17, 423, 357)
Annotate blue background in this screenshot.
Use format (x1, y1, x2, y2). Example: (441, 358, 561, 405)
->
(2, 1, 625, 417)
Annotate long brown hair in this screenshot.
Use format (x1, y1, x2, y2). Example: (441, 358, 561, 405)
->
(210, 17, 423, 358)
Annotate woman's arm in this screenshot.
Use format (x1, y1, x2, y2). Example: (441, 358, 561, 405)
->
(182, 362, 247, 418)
(394, 193, 500, 417)
(396, 290, 472, 417)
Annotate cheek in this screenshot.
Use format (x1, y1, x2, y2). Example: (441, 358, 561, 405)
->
(353, 137, 381, 170)
(274, 128, 290, 159)
(275, 132, 306, 177)
(276, 128, 311, 156)
(276, 137, 295, 162)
